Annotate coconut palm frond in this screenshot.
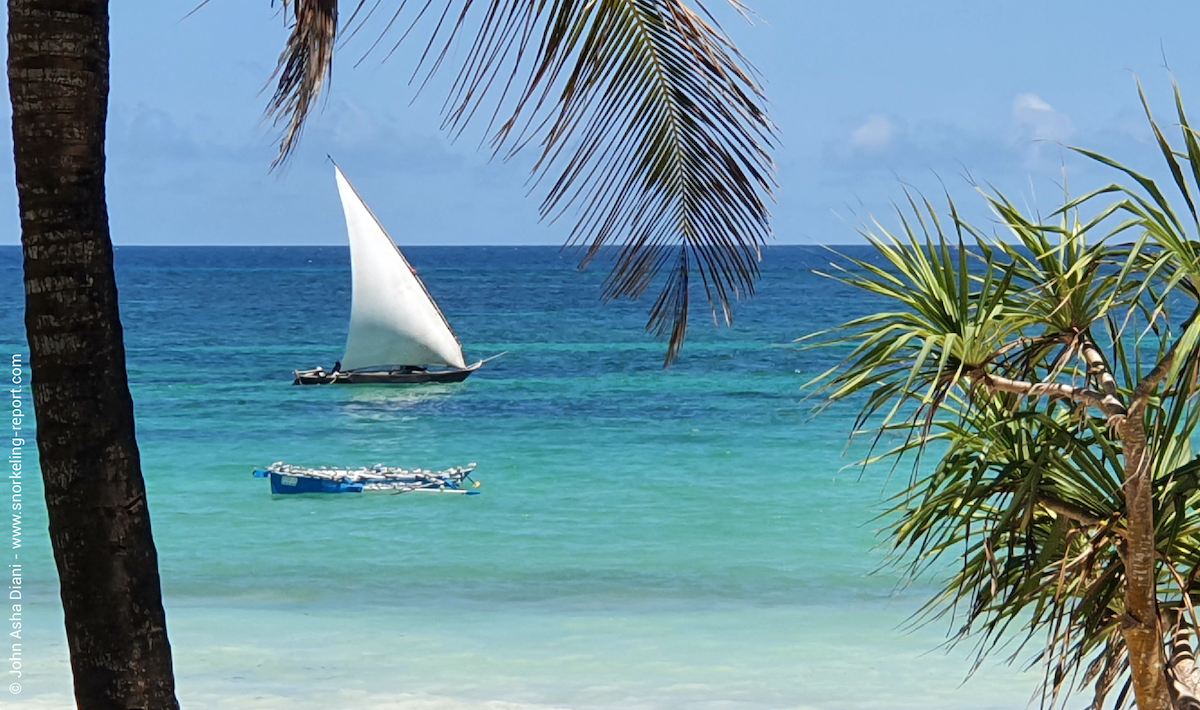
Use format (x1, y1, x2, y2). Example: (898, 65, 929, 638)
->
(268, 0, 775, 365)
(417, 0, 775, 364)
(267, 0, 344, 168)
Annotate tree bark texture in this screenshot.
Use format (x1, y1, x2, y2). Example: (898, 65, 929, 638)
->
(8, 1, 179, 707)
(1121, 408, 1173, 710)
(980, 367, 1180, 707)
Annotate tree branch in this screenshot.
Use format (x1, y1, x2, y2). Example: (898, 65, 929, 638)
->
(1038, 495, 1105, 526)
(1080, 333, 1123, 401)
(1133, 306, 1200, 406)
(978, 371, 1127, 418)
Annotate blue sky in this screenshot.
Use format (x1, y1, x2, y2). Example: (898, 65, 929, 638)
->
(3, 1, 1200, 246)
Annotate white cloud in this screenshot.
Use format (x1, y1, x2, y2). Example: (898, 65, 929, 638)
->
(1012, 93, 1074, 143)
(850, 115, 894, 152)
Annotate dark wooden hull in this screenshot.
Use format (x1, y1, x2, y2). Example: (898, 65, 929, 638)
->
(292, 364, 478, 385)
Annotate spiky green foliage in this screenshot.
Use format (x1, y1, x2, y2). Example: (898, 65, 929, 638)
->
(267, 0, 775, 365)
(806, 82, 1200, 710)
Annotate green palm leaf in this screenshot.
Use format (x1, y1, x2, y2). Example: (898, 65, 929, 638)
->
(807, 84, 1200, 708)
(267, 0, 775, 365)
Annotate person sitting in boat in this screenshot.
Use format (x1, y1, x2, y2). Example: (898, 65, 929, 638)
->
(391, 365, 427, 374)
(332, 361, 342, 375)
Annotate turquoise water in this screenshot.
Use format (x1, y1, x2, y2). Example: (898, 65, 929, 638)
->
(1, 246, 1044, 709)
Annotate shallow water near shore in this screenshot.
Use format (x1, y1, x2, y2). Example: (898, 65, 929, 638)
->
(1, 245, 1050, 709)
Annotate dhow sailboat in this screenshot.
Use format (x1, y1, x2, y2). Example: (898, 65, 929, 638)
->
(293, 166, 496, 385)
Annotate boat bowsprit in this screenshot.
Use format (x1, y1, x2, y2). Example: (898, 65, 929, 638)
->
(252, 462, 480, 495)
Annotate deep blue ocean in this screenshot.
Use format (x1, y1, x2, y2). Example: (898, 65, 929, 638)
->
(0, 245, 1044, 709)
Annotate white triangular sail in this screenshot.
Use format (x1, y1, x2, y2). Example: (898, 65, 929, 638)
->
(335, 166, 467, 371)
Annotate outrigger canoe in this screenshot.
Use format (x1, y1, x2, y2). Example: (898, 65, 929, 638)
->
(252, 461, 479, 495)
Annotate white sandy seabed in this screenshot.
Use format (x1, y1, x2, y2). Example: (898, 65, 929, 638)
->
(10, 599, 1059, 710)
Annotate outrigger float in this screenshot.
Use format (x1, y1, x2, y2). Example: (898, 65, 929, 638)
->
(252, 462, 479, 495)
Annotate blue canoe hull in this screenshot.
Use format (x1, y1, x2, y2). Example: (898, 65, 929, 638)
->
(252, 469, 479, 495)
(254, 470, 364, 494)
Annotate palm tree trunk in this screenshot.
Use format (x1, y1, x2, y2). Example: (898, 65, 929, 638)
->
(1121, 413, 1173, 710)
(7, 1, 179, 707)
